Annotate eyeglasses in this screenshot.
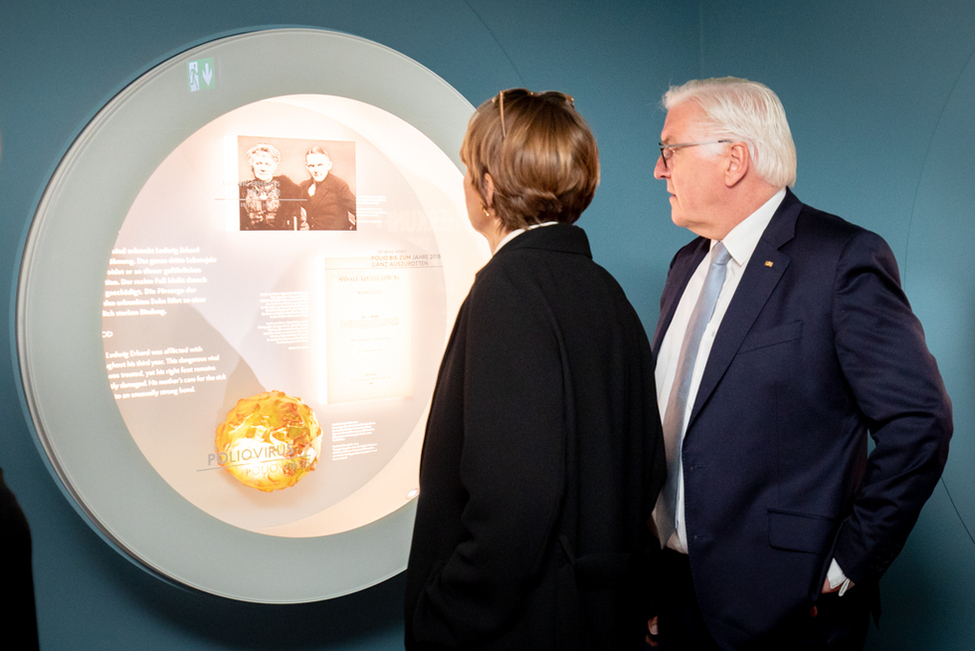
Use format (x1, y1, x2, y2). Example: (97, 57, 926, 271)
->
(493, 88, 575, 139)
(658, 140, 732, 169)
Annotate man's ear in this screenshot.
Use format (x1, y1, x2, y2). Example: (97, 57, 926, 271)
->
(482, 173, 496, 210)
(724, 142, 749, 187)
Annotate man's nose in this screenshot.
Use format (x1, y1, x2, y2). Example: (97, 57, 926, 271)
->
(653, 154, 668, 180)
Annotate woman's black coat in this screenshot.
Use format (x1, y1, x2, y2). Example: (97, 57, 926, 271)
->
(405, 223, 666, 650)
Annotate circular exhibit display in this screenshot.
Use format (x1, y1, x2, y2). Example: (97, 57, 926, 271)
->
(17, 28, 488, 602)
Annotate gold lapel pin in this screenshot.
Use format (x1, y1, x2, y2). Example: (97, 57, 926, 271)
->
(764, 260, 774, 267)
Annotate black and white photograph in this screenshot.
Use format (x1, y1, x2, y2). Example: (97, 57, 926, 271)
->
(237, 136, 357, 232)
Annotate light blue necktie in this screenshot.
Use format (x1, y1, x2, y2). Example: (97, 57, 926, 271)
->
(655, 241, 731, 548)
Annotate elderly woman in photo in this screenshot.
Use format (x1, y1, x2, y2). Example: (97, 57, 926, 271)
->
(239, 143, 300, 230)
(404, 89, 665, 650)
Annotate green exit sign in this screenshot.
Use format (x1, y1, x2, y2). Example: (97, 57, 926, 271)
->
(188, 58, 215, 92)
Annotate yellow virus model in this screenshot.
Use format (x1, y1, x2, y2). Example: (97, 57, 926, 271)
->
(215, 390, 323, 492)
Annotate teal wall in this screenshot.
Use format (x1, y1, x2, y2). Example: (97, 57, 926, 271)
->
(0, 1, 972, 648)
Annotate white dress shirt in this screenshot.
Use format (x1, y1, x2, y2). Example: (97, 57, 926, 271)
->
(493, 220, 559, 254)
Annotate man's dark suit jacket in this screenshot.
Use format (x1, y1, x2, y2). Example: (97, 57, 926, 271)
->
(651, 190, 951, 648)
(405, 224, 665, 650)
(299, 174, 356, 230)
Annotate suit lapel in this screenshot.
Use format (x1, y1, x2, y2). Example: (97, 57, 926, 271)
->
(686, 191, 802, 428)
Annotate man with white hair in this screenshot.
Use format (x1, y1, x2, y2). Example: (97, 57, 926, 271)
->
(647, 77, 951, 649)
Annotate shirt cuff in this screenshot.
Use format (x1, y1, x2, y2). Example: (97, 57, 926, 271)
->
(827, 558, 855, 596)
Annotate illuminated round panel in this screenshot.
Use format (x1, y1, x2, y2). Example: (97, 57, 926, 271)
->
(18, 28, 488, 603)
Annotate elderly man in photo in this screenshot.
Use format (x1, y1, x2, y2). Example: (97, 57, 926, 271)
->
(647, 77, 951, 650)
(298, 145, 357, 231)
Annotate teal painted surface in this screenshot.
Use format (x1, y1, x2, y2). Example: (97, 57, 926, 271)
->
(1, 0, 973, 648)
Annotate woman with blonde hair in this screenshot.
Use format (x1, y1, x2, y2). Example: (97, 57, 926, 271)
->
(405, 89, 665, 650)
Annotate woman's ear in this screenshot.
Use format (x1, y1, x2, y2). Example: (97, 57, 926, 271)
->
(482, 173, 496, 210)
